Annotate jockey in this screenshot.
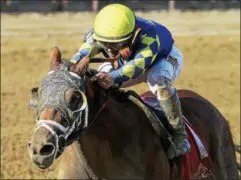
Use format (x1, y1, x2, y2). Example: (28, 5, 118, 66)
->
(70, 4, 190, 159)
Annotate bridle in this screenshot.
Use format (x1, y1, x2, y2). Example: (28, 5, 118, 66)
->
(34, 70, 108, 159)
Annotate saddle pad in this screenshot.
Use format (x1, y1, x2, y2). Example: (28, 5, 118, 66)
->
(180, 119, 214, 180)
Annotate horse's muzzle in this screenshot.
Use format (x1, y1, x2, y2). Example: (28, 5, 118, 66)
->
(28, 131, 57, 169)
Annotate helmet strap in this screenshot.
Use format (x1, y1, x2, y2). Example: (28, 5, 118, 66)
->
(131, 28, 142, 45)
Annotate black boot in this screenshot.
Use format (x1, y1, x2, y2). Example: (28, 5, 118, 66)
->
(158, 89, 190, 159)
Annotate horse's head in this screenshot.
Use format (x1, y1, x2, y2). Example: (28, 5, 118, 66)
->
(28, 47, 93, 169)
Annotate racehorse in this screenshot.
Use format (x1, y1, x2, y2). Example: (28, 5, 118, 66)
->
(28, 47, 239, 179)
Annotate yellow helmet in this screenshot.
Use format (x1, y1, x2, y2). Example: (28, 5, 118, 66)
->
(93, 4, 136, 43)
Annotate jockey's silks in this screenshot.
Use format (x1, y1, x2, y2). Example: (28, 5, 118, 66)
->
(70, 17, 174, 84)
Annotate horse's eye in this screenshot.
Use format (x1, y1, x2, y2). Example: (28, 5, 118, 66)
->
(75, 91, 84, 100)
(68, 92, 83, 111)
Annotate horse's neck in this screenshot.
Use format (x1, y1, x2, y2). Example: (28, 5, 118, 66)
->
(84, 80, 106, 120)
(79, 83, 171, 177)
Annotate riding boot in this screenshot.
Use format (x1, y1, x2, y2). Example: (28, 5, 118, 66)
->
(157, 88, 190, 159)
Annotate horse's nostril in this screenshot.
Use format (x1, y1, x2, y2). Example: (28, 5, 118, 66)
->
(28, 142, 31, 147)
(39, 144, 55, 156)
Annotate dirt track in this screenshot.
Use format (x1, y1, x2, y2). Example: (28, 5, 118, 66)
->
(1, 10, 240, 179)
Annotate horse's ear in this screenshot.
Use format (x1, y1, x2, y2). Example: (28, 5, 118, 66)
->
(29, 87, 39, 109)
(50, 47, 62, 70)
(72, 45, 99, 76)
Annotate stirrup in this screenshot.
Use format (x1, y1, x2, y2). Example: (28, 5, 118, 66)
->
(167, 138, 190, 159)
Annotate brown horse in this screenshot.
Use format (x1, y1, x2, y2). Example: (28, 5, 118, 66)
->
(28, 47, 239, 179)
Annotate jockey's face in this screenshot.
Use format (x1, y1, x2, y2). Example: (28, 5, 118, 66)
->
(98, 39, 131, 58)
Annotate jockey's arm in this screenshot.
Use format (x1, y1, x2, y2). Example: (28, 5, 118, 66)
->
(70, 42, 100, 64)
(70, 28, 101, 64)
(109, 35, 160, 85)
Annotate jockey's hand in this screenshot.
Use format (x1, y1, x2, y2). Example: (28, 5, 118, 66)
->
(96, 72, 114, 89)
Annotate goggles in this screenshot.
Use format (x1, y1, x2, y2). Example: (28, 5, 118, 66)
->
(97, 40, 130, 51)
(95, 28, 142, 61)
